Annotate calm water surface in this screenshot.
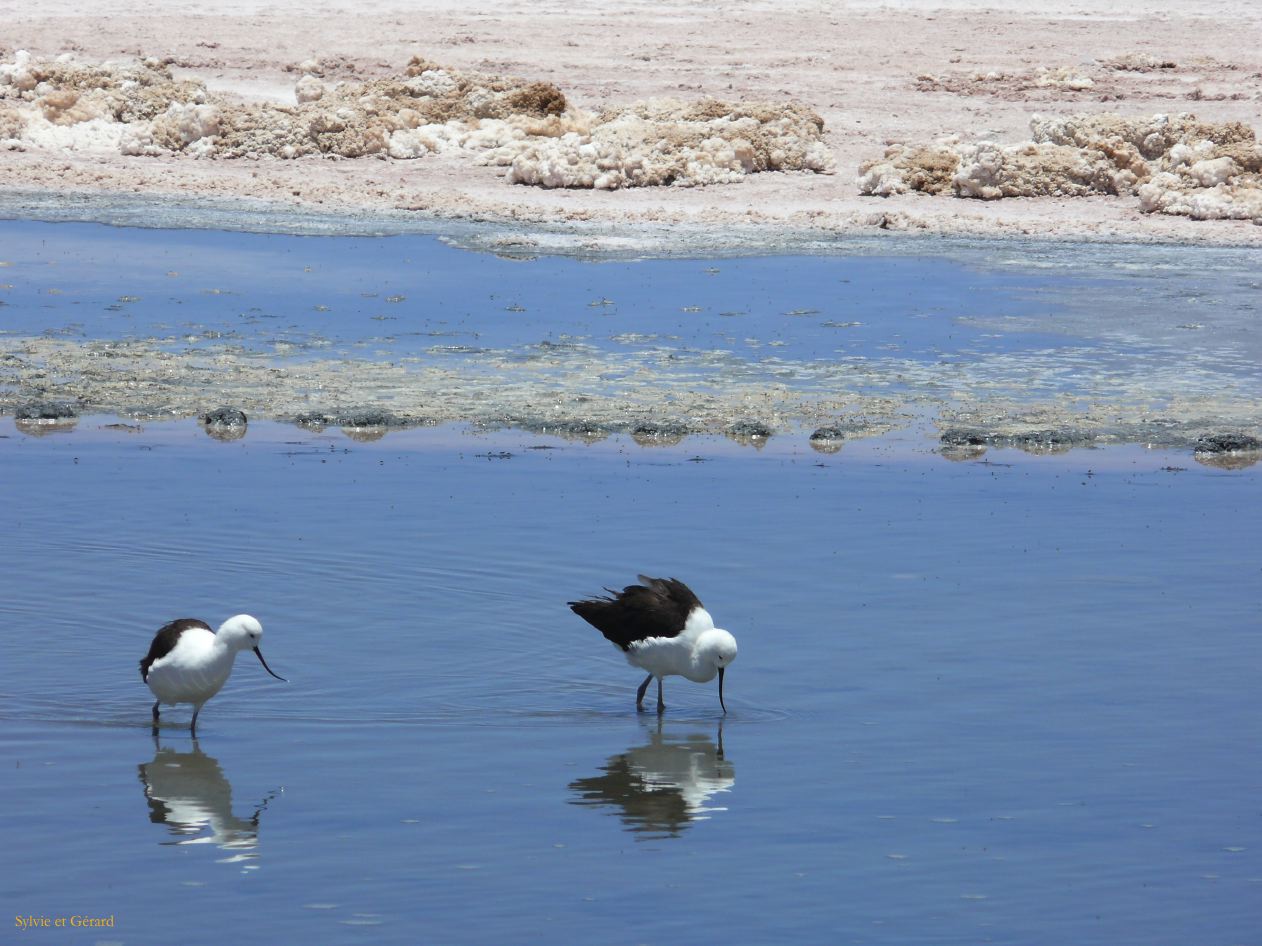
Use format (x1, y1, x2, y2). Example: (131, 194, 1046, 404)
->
(1, 222, 1260, 945)
(2, 420, 1259, 945)
(3, 220, 1260, 405)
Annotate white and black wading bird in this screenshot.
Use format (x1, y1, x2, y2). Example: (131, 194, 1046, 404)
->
(139, 615, 286, 734)
(569, 576, 738, 713)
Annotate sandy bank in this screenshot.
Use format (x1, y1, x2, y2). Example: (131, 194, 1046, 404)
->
(2, 0, 1261, 246)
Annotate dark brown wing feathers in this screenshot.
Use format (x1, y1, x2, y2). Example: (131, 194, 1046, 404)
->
(569, 576, 702, 651)
(139, 618, 212, 682)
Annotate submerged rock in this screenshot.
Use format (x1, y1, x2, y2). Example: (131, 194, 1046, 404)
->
(335, 408, 409, 429)
(202, 406, 247, 428)
(292, 411, 331, 431)
(293, 408, 412, 431)
(15, 399, 79, 421)
(13, 399, 79, 436)
(810, 419, 893, 453)
(1193, 432, 1262, 470)
(1194, 432, 1262, 454)
(294, 407, 418, 442)
(520, 418, 614, 443)
(1194, 452, 1260, 471)
(727, 420, 773, 446)
(938, 426, 987, 460)
(630, 421, 690, 446)
(808, 426, 849, 454)
(1001, 428, 1095, 454)
(939, 427, 987, 447)
(938, 425, 1095, 455)
(341, 426, 390, 443)
(201, 406, 247, 441)
(939, 443, 987, 461)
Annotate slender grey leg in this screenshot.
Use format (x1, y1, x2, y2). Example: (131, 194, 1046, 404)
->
(190, 706, 200, 737)
(656, 678, 665, 714)
(636, 674, 653, 711)
(151, 701, 160, 734)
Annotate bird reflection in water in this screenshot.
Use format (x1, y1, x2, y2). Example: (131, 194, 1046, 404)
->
(138, 738, 280, 866)
(568, 721, 734, 839)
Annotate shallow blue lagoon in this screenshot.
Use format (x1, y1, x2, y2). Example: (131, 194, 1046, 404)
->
(2, 218, 1260, 944)
(1, 418, 1259, 945)
(4, 221, 1261, 443)
(0, 220, 1068, 363)
(6, 219, 1259, 383)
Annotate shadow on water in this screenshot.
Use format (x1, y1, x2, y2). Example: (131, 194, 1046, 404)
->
(568, 719, 734, 839)
(138, 736, 281, 867)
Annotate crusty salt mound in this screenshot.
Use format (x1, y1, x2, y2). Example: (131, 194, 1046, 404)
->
(501, 99, 835, 189)
(0, 50, 566, 159)
(0, 50, 208, 153)
(0, 51, 207, 121)
(210, 55, 569, 160)
(915, 65, 1097, 96)
(1, 50, 833, 189)
(0, 101, 24, 147)
(916, 54, 1246, 108)
(1102, 53, 1178, 73)
(858, 112, 1262, 222)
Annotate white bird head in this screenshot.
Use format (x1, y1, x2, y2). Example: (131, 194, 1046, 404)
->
(218, 614, 263, 648)
(218, 615, 286, 681)
(696, 628, 738, 712)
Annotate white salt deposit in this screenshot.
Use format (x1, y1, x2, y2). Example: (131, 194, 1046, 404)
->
(1188, 156, 1238, 187)
(859, 111, 1262, 222)
(506, 101, 834, 189)
(22, 114, 127, 152)
(0, 50, 38, 92)
(1032, 66, 1094, 91)
(121, 102, 220, 156)
(0, 50, 835, 191)
(1138, 174, 1262, 220)
(1, 49, 212, 155)
(406, 70, 458, 98)
(295, 75, 325, 103)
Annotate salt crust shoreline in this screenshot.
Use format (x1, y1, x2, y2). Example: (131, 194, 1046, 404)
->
(6, 187, 1262, 257)
(4, 234, 1259, 456)
(2, 1, 1260, 457)
(1, 0, 1261, 247)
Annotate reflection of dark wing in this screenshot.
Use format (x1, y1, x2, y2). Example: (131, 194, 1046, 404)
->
(140, 618, 211, 681)
(569, 756, 691, 838)
(141, 781, 173, 825)
(138, 746, 264, 851)
(568, 576, 703, 651)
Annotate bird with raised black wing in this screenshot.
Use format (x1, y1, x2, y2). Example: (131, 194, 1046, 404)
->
(570, 576, 737, 713)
